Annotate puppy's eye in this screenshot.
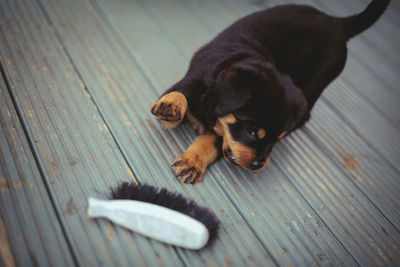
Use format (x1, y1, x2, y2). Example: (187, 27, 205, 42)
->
(246, 127, 258, 139)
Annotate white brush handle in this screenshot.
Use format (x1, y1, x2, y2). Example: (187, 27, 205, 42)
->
(87, 197, 209, 250)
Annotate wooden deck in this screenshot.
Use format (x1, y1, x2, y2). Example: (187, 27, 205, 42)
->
(0, 0, 399, 266)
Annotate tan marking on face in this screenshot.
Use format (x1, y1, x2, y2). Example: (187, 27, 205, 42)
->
(213, 113, 236, 136)
(214, 114, 256, 168)
(278, 131, 287, 140)
(257, 128, 266, 139)
(228, 141, 256, 168)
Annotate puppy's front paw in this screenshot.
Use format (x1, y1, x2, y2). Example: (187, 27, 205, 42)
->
(151, 92, 188, 127)
(172, 152, 205, 184)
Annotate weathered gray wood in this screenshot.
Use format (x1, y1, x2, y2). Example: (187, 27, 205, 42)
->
(93, 0, 400, 265)
(0, 0, 185, 266)
(48, 0, 399, 265)
(0, 69, 76, 266)
(1, 0, 399, 265)
(304, 101, 400, 225)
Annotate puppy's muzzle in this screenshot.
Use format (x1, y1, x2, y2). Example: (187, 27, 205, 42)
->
(250, 158, 264, 170)
(249, 153, 271, 171)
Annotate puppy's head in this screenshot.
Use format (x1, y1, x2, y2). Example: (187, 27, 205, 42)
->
(213, 59, 309, 171)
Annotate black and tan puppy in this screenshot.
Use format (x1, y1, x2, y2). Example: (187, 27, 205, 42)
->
(151, 0, 390, 184)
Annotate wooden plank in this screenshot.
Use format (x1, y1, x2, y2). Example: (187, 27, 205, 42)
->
(338, 56, 400, 126)
(92, 0, 400, 265)
(0, 0, 185, 266)
(304, 101, 400, 225)
(0, 70, 75, 266)
(320, 78, 400, 171)
(20, 0, 279, 265)
(42, 0, 398, 266)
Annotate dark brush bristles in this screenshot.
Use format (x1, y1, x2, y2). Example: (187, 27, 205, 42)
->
(109, 182, 219, 243)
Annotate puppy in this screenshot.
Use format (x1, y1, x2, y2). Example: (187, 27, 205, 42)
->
(151, 0, 390, 184)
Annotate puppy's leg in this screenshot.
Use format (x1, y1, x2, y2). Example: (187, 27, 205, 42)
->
(151, 91, 188, 128)
(151, 78, 205, 128)
(172, 134, 220, 184)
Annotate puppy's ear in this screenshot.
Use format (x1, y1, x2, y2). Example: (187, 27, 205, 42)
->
(214, 67, 253, 117)
(279, 73, 310, 131)
(214, 87, 251, 117)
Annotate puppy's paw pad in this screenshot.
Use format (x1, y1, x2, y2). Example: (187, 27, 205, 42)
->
(151, 92, 188, 123)
(172, 153, 204, 184)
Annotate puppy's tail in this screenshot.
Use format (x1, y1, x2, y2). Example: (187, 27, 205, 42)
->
(340, 0, 390, 39)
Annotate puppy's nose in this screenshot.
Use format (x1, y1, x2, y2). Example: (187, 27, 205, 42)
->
(250, 159, 264, 170)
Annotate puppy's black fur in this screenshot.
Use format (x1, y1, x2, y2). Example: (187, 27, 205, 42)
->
(153, 0, 390, 177)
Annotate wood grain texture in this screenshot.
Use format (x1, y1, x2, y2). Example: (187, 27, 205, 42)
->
(0, 68, 74, 266)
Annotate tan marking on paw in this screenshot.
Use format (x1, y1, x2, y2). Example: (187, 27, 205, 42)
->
(151, 92, 188, 128)
(172, 134, 218, 184)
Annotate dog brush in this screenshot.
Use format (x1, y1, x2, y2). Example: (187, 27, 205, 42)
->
(87, 182, 218, 250)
